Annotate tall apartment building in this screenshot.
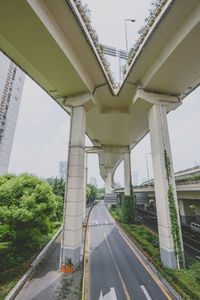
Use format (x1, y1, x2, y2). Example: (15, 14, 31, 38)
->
(0, 51, 25, 174)
(58, 161, 67, 180)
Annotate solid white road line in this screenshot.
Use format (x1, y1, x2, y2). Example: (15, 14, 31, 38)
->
(183, 235, 200, 244)
(184, 242, 200, 253)
(140, 285, 152, 300)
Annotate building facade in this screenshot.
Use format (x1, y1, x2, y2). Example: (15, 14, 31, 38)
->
(89, 176, 98, 187)
(0, 51, 25, 175)
(58, 161, 67, 180)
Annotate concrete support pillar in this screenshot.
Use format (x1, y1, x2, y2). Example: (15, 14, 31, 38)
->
(179, 199, 191, 225)
(61, 106, 85, 267)
(82, 152, 88, 221)
(148, 103, 184, 269)
(124, 150, 131, 195)
(105, 168, 112, 194)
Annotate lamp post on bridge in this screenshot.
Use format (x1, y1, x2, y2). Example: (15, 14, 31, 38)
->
(125, 18, 135, 58)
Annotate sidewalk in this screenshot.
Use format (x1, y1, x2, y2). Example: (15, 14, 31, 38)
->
(15, 234, 82, 300)
(14, 204, 95, 300)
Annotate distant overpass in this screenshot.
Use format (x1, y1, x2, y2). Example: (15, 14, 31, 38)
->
(114, 166, 200, 226)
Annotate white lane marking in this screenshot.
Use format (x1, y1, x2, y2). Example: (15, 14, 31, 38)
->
(140, 285, 152, 300)
(196, 256, 200, 260)
(92, 220, 98, 224)
(184, 242, 200, 253)
(99, 287, 117, 300)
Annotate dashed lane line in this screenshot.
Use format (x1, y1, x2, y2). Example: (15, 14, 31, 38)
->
(104, 232, 131, 300)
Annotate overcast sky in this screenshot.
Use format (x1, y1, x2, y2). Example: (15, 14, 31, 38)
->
(8, 0, 200, 187)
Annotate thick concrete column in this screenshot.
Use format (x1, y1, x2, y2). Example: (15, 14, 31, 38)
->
(82, 152, 88, 221)
(148, 103, 184, 269)
(61, 106, 85, 267)
(105, 168, 112, 194)
(124, 150, 131, 195)
(179, 199, 191, 225)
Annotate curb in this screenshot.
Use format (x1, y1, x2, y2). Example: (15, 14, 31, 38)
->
(106, 209, 182, 300)
(5, 227, 62, 300)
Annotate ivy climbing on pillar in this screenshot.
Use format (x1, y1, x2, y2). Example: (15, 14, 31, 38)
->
(164, 149, 183, 268)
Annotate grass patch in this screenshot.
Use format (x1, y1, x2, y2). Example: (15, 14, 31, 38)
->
(109, 206, 200, 300)
(0, 223, 61, 299)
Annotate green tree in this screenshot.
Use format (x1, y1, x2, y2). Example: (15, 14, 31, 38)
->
(46, 177, 55, 186)
(53, 195, 64, 221)
(121, 194, 135, 224)
(50, 177, 65, 199)
(86, 185, 91, 204)
(98, 187, 105, 194)
(0, 174, 56, 247)
(86, 184, 98, 203)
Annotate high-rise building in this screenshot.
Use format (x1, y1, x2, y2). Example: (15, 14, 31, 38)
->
(0, 52, 25, 174)
(58, 161, 67, 180)
(89, 176, 98, 187)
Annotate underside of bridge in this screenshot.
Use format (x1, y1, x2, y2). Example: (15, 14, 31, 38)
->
(1, 0, 200, 269)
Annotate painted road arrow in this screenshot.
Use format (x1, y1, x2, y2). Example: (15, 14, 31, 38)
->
(99, 287, 117, 300)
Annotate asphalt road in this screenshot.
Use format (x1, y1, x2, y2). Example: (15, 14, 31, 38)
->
(136, 209, 200, 262)
(87, 201, 173, 300)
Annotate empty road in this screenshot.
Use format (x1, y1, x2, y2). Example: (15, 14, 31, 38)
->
(86, 201, 176, 300)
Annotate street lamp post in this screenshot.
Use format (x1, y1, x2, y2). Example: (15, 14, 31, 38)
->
(125, 18, 135, 58)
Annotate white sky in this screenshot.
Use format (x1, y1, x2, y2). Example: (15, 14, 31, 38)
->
(8, 0, 200, 187)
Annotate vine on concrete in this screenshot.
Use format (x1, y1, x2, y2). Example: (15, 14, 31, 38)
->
(164, 149, 183, 268)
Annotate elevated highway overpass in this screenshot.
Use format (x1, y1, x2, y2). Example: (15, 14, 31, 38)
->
(1, 0, 200, 269)
(115, 182, 200, 225)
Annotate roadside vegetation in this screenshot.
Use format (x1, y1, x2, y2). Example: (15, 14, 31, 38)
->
(0, 174, 64, 299)
(140, 174, 200, 188)
(109, 205, 200, 300)
(0, 173, 102, 299)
